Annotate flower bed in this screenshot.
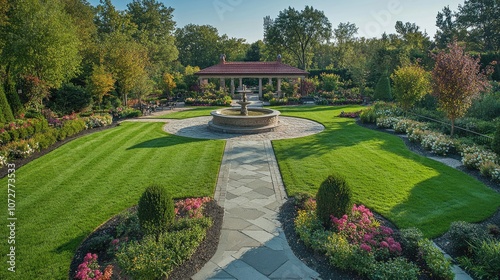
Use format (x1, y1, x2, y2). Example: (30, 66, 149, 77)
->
(294, 198, 453, 279)
(0, 114, 112, 168)
(72, 197, 215, 280)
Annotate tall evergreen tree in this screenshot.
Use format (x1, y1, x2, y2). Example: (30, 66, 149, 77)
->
(374, 70, 392, 101)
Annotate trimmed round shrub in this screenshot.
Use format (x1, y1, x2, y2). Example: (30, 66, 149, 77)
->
(449, 221, 490, 256)
(398, 227, 424, 261)
(316, 174, 352, 228)
(138, 185, 174, 237)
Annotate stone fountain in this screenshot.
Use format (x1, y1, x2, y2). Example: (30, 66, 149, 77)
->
(208, 87, 280, 134)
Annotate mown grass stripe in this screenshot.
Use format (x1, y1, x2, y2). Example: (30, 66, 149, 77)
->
(0, 122, 224, 279)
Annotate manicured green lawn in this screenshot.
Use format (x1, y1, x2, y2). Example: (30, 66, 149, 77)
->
(0, 122, 224, 279)
(154, 106, 222, 119)
(272, 105, 500, 238)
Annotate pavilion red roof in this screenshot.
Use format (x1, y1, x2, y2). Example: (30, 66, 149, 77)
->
(195, 61, 308, 77)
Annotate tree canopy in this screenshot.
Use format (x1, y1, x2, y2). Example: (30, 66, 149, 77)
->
(432, 41, 492, 135)
(264, 6, 332, 70)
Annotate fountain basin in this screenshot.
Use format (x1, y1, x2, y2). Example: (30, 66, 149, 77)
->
(209, 108, 280, 134)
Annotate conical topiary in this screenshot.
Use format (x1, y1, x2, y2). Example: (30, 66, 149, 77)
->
(374, 70, 393, 101)
(316, 174, 352, 228)
(0, 85, 14, 122)
(137, 185, 175, 238)
(4, 75, 24, 117)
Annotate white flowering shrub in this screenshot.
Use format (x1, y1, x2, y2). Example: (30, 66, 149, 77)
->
(0, 155, 6, 168)
(461, 145, 498, 170)
(84, 115, 113, 129)
(491, 167, 500, 182)
(4, 139, 39, 159)
(408, 128, 425, 143)
(394, 119, 428, 134)
(420, 131, 454, 156)
(376, 116, 401, 129)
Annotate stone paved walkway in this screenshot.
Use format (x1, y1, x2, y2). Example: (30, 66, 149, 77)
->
(192, 140, 319, 280)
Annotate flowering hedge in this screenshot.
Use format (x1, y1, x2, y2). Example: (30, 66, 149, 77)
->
(0, 114, 113, 168)
(376, 116, 401, 129)
(394, 119, 428, 134)
(461, 145, 498, 170)
(420, 131, 455, 156)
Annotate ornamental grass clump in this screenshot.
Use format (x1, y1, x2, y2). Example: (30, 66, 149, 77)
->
(316, 174, 352, 228)
(138, 185, 174, 238)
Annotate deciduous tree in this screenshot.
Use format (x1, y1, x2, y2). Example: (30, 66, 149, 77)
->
(88, 64, 115, 107)
(432, 41, 492, 136)
(175, 24, 220, 68)
(391, 64, 431, 113)
(2, 0, 81, 89)
(264, 6, 332, 70)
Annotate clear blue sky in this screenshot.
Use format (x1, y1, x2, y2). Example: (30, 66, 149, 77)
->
(88, 0, 464, 43)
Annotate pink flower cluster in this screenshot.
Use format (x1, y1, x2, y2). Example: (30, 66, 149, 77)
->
(175, 197, 211, 218)
(331, 205, 402, 256)
(75, 253, 112, 280)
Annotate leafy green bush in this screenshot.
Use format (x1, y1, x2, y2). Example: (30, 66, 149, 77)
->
(458, 239, 500, 279)
(138, 185, 174, 238)
(294, 210, 326, 250)
(449, 221, 490, 256)
(316, 174, 352, 228)
(493, 123, 500, 155)
(398, 227, 424, 261)
(370, 257, 420, 280)
(49, 83, 92, 115)
(57, 119, 86, 140)
(32, 129, 58, 150)
(86, 234, 113, 253)
(418, 239, 454, 280)
(466, 92, 500, 121)
(262, 92, 274, 101)
(116, 217, 211, 280)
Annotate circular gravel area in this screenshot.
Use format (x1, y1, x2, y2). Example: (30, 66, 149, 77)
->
(162, 116, 325, 140)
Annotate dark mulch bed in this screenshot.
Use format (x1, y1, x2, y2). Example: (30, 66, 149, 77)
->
(69, 200, 223, 280)
(0, 123, 119, 179)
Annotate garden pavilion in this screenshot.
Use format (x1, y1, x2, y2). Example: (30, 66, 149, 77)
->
(195, 55, 309, 97)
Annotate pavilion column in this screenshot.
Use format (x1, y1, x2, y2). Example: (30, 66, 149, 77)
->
(230, 78, 235, 95)
(220, 78, 225, 91)
(239, 78, 243, 90)
(277, 78, 282, 97)
(258, 78, 263, 98)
